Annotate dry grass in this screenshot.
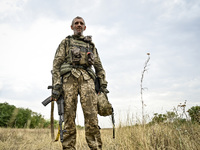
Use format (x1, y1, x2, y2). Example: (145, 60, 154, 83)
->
(0, 123, 199, 150)
(0, 128, 61, 150)
(114, 123, 200, 150)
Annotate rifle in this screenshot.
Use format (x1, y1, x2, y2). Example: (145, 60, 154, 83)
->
(42, 86, 65, 143)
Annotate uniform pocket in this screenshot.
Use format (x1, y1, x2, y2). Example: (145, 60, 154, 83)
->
(62, 73, 71, 83)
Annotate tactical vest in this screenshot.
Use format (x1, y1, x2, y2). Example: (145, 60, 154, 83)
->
(60, 35, 96, 80)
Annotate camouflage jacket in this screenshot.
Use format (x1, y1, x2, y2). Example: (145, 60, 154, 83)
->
(52, 35, 107, 88)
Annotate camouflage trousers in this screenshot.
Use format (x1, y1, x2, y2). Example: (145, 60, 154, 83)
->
(62, 73, 102, 150)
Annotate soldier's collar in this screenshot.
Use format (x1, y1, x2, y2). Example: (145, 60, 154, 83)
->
(72, 35, 92, 42)
(72, 35, 84, 40)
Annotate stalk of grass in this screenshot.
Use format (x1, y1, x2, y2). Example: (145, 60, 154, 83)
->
(140, 53, 150, 125)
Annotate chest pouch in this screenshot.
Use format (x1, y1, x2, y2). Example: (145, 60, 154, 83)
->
(87, 52, 94, 65)
(71, 47, 81, 65)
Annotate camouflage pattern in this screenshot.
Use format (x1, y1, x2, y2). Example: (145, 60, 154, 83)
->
(52, 35, 106, 150)
(52, 35, 107, 87)
(62, 72, 100, 150)
(97, 92, 112, 116)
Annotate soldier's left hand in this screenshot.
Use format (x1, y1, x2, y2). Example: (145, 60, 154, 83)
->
(100, 85, 109, 94)
(52, 84, 62, 101)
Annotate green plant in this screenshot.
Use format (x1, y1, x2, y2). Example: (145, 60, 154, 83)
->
(187, 105, 200, 124)
(151, 113, 167, 124)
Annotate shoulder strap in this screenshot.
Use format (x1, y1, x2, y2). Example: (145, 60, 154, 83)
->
(64, 36, 72, 63)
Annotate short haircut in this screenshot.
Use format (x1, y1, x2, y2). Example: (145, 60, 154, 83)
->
(71, 16, 85, 26)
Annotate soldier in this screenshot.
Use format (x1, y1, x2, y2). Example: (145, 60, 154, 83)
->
(52, 16, 108, 150)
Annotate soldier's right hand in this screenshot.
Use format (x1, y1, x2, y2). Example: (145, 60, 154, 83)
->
(52, 84, 62, 101)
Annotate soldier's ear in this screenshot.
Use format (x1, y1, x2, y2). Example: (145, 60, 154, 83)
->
(71, 25, 74, 30)
(84, 26, 86, 31)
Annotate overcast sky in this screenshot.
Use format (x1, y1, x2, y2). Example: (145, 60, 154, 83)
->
(0, 0, 200, 128)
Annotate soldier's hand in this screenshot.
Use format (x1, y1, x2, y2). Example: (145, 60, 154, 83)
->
(100, 85, 109, 94)
(52, 84, 62, 101)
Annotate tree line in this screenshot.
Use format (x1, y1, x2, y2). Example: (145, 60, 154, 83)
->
(149, 105, 200, 125)
(0, 102, 56, 128)
(0, 102, 199, 128)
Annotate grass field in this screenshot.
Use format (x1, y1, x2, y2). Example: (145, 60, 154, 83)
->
(0, 122, 199, 150)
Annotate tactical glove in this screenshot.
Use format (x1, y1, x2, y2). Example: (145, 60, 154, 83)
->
(52, 84, 62, 100)
(100, 85, 109, 94)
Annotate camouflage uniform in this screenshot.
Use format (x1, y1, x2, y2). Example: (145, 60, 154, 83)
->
(52, 35, 107, 150)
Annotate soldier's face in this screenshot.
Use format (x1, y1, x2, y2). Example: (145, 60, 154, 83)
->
(71, 19, 86, 35)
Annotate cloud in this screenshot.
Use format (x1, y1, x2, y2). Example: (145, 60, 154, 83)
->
(0, 0, 200, 127)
